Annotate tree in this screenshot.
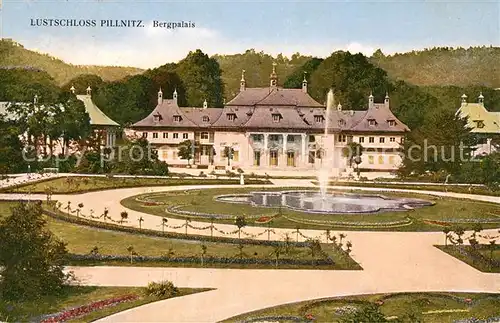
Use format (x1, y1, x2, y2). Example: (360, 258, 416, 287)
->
(481, 153, 500, 190)
(200, 244, 207, 266)
(0, 202, 70, 300)
(342, 142, 363, 167)
(176, 49, 224, 107)
(127, 245, 135, 264)
(0, 115, 25, 174)
(178, 140, 193, 165)
(443, 228, 451, 246)
(272, 244, 282, 268)
(120, 211, 128, 224)
(234, 215, 247, 239)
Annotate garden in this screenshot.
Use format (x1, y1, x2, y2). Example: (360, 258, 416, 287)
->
(436, 227, 500, 273)
(0, 201, 361, 270)
(0, 283, 206, 322)
(120, 187, 500, 231)
(223, 292, 500, 323)
(1, 175, 270, 194)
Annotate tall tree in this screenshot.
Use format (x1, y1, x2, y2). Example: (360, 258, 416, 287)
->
(0, 115, 24, 174)
(0, 202, 70, 300)
(176, 49, 224, 107)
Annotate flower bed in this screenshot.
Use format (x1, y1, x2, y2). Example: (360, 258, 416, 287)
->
(255, 216, 273, 224)
(38, 294, 138, 322)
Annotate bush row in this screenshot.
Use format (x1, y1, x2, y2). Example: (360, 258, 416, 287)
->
(67, 253, 335, 266)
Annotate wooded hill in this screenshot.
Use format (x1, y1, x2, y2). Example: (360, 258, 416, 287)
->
(371, 46, 500, 88)
(0, 39, 143, 85)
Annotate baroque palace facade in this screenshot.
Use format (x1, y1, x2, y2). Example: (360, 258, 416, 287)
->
(129, 66, 409, 174)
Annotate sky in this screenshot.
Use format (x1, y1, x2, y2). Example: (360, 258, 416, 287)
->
(1, 0, 499, 68)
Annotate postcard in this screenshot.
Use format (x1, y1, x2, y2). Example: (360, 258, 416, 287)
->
(0, 0, 499, 322)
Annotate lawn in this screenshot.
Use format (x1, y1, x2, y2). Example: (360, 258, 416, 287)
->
(2, 175, 270, 194)
(120, 187, 500, 231)
(437, 244, 500, 273)
(0, 285, 207, 322)
(0, 202, 360, 270)
(223, 292, 500, 323)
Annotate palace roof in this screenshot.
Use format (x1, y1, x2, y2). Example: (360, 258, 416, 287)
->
(76, 95, 119, 127)
(131, 65, 409, 133)
(457, 98, 500, 134)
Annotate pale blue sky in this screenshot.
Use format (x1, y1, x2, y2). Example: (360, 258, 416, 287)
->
(1, 0, 499, 67)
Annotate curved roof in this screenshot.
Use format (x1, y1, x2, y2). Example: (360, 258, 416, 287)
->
(76, 95, 119, 127)
(457, 102, 500, 134)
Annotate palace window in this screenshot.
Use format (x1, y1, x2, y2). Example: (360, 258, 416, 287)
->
(475, 120, 485, 128)
(369, 137, 375, 143)
(173, 115, 182, 122)
(163, 133, 168, 139)
(359, 137, 365, 143)
(338, 119, 346, 126)
(142, 132, 148, 138)
(153, 132, 158, 139)
(309, 135, 315, 142)
(183, 133, 188, 139)
(272, 113, 281, 122)
(389, 156, 396, 164)
(368, 119, 376, 126)
(287, 135, 295, 142)
(388, 120, 396, 127)
(378, 156, 384, 164)
(173, 133, 179, 139)
(390, 137, 395, 142)
(202, 116, 210, 122)
(269, 134, 280, 142)
(338, 134, 347, 143)
(379, 137, 385, 143)
(368, 155, 374, 164)
(314, 115, 324, 123)
(227, 113, 237, 121)
(201, 132, 209, 140)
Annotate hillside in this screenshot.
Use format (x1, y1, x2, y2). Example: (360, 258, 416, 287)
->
(0, 39, 143, 85)
(371, 46, 500, 88)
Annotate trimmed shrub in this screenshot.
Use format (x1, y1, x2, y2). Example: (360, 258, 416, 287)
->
(144, 280, 178, 298)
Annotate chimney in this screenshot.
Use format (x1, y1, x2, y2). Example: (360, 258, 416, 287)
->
(368, 92, 374, 109)
(86, 86, 92, 95)
(384, 92, 390, 108)
(203, 99, 208, 109)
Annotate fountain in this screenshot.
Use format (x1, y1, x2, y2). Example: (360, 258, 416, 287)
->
(318, 89, 335, 200)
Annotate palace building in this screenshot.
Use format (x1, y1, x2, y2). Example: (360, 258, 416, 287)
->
(457, 93, 500, 156)
(129, 65, 409, 174)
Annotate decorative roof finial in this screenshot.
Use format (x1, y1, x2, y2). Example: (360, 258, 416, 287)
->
(270, 62, 278, 88)
(240, 70, 246, 92)
(461, 93, 467, 103)
(241, 69, 246, 82)
(86, 86, 92, 95)
(70, 85, 75, 94)
(478, 92, 484, 104)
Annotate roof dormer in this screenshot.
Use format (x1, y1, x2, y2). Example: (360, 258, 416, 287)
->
(368, 119, 377, 126)
(173, 115, 182, 122)
(227, 113, 237, 121)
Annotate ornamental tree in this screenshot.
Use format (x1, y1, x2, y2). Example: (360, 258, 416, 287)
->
(0, 202, 71, 300)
